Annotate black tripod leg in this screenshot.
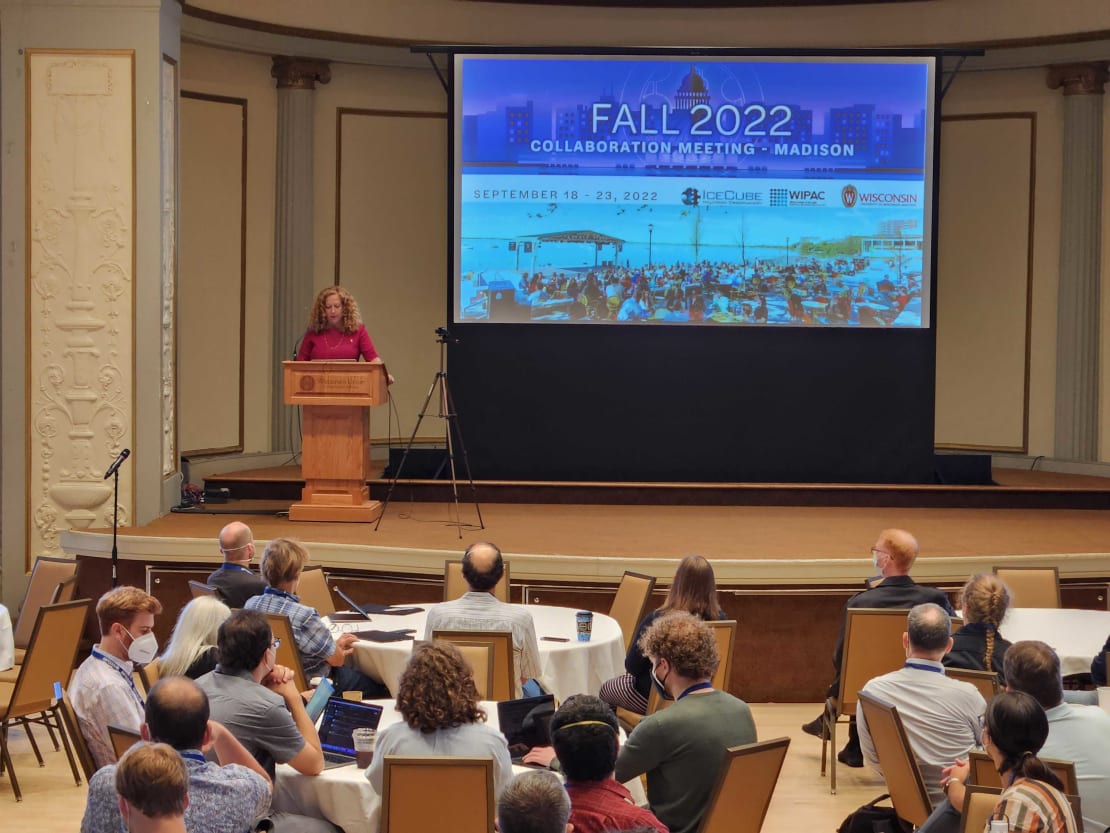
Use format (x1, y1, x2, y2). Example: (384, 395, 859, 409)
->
(442, 375, 484, 530)
(374, 371, 442, 531)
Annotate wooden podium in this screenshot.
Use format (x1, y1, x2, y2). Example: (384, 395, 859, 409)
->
(283, 361, 387, 522)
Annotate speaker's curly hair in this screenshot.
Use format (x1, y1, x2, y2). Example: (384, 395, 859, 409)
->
(307, 285, 362, 334)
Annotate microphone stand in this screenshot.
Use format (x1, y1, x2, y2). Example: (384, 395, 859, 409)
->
(111, 465, 121, 588)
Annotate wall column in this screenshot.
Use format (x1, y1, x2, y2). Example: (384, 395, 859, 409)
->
(270, 56, 330, 452)
(1047, 62, 1108, 461)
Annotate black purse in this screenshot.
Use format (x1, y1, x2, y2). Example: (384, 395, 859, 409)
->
(837, 794, 914, 833)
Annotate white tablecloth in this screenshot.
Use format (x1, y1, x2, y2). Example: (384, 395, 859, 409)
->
(1000, 607, 1110, 676)
(332, 604, 625, 702)
(0, 604, 13, 672)
(273, 699, 646, 833)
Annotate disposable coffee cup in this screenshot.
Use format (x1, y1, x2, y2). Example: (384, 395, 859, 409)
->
(352, 727, 376, 768)
(576, 610, 594, 642)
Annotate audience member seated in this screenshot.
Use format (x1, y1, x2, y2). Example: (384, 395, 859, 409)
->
(81, 676, 271, 833)
(802, 528, 955, 767)
(158, 596, 232, 680)
(497, 771, 572, 833)
(1092, 631, 1109, 686)
(614, 612, 756, 833)
(857, 604, 985, 804)
(114, 743, 190, 833)
(70, 586, 164, 769)
(600, 554, 725, 716)
(196, 609, 339, 833)
(424, 541, 542, 697)
(207, 521, 267, 608)
(947, 692, 1078, 833)
(365, 642, 513, 796)
(943, 573, 1012, 681)
(525, 694, 667, 833)
(244, 537, 385, 698)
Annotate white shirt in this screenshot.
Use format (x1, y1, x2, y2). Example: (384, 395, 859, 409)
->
(0, 604, 13, 671)
(423, 593, 542, 697)
(1042, 701, 1110, 833)
(68, 648, 145, 769)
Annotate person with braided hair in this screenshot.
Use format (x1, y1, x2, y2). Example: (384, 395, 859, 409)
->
(940, 691, 1078, 833)
(944, 573, 1013, 682)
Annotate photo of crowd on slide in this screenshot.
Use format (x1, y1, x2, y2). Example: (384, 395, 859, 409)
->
(457, 206, 925, 328)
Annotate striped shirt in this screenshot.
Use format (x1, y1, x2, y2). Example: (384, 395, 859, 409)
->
(990, 777, 1078, 833)
(68, 648, 145, 769)
(424, 593, 542, 696)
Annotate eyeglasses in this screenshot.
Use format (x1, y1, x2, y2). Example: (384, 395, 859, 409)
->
(870, 548, 892, 559)
(271, 638, 282, 650)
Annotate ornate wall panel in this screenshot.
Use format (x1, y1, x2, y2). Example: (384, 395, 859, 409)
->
(162, 56, 179, 477)
(26, 51, 135, 561)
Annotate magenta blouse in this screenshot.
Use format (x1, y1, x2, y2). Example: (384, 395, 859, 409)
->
(296, 324, 379, 362)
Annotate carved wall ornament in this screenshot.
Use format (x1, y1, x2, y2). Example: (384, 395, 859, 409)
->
(1046, 62, 1110, 96)
(162, 56, 178, 477)
(271, 55, 331, 90)
(27, 51, 135, 559)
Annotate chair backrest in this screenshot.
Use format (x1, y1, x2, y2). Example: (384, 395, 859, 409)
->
(960, 785, 1003, 833)
(443, 560, 511, 603)
(138, 657, 162, 694)
(431, 630, 514, 701)
(608, 571, 656, 652)
(710, 620, 737, 693)
(265, 613, 309, 691)
(53, 573, 80, 605)
(13, 556, 79, 650)
(967, 749, 1078, 795)
(381, 756, 494, 833)
(700, 737, 791, 833)
(944, 667, 1000, 702)
(836, 609, 912, 717)
(108, 723, 142, 760)
(451, 642, 495, 700)
(857, 691, 934, 828)
(992, 566, 1061, 608)
(297, 566, 336, 617)
(8, 599, 92, 718)
(188, 580, 221, 600)
(59, 693, 97, 782)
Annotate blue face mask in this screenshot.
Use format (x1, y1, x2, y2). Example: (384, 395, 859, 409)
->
(650, 661, 673, 701)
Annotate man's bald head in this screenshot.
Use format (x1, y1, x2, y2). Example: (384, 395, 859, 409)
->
(218, 521, 254, 563)
(462, 542, 504, 593)
(144, 677, 210, 751)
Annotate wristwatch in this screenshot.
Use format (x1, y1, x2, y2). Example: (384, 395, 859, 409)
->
(942, 776, 961, 797)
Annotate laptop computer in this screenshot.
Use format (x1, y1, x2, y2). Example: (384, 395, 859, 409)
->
(497, 694, 555, 763)
(317, 697, 384, 768)
(331, 585, 424, 617)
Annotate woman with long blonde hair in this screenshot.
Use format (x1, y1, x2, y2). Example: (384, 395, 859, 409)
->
(157, 595, 232, 679)
(944, 573, 1012, 681)
(599, 554, 726, 714)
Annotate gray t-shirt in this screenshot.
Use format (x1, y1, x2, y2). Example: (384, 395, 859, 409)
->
(614, 689, 757, 833)
(195, 666, 305, 779)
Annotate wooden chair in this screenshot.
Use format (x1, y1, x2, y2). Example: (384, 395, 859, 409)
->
(264, 613, 310, 692)
(0, 599, 91, 800)
(967, 749, 1078, 794)
(857, 691, 934, 828)
(444, 560, 510, 603)
(431, 630, 515, 701)
(187, 580, 221, 600)
(821, 608, 911, 794)
(945, 667, 1000, 702)
(58, 693, 96, 783)
(10, 556, 79, 666)
(700, 736, 791, 833)
(108, 723, 142, 760)
(297, 566, 336, 617)
(137, 658, 162, 695)
(960, 785, 1004, 833)
(451, 642, 495, 700)
(608, 571, 656, 653)
(381, 756, 494, 833)
(993, 566, 1061, 608)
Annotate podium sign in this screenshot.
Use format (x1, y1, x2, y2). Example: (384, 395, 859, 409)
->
(282, 361, 387, 522)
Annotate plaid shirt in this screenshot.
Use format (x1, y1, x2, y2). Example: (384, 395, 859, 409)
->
(244, 588, 335, 679)
(565, 779, 669, 833)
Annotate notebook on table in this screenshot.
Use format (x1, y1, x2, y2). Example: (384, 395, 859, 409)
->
(317, 697, 385, 769)
(497, 694, 556, 764)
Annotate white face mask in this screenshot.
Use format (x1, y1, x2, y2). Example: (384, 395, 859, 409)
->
(124, 628, 159, 665)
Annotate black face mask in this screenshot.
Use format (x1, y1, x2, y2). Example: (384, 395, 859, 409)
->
(650, 662, 673, 701)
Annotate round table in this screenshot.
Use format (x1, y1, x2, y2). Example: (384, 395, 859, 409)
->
(998, 607, 1110, 676)
(273, 698, 646, 833)
(329, 604, 625, 702)
(0, 604, 13, 672)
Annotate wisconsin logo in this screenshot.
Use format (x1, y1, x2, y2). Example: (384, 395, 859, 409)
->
(841, 184, 858, 208)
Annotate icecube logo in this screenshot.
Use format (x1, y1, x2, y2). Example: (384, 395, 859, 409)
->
(681, 187, 700, 207)
(841, 184, 859, 208)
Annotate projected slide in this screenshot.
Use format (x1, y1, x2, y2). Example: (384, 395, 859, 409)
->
(453, 54, 935, 327)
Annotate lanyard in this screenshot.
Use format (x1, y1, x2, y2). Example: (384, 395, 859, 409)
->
(218, 563, 253, 574)
(904, 661, 944, 673)
(180, 750, 207, 765)
(91, 647, 144, 705)
(264, 587, 299, 602)
(677, 682, 714, 700)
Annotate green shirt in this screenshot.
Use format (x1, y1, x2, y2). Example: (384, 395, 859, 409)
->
(614, 688, 757, 833)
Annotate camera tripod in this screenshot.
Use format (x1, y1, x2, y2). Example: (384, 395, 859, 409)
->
(375, 328, 483, 537)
